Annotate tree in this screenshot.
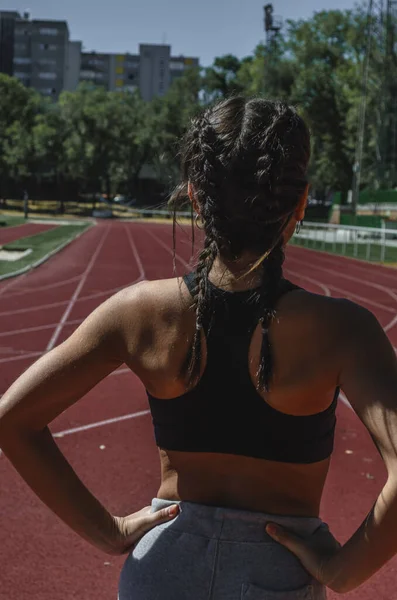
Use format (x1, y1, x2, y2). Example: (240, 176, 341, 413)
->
(0, 75, 40, 198)
(202, 55, 244, 101)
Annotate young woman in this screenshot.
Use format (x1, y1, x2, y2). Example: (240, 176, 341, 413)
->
(1, 97, 397, 599)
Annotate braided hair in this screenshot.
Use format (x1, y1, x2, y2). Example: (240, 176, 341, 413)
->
(171, 97, 310, 390)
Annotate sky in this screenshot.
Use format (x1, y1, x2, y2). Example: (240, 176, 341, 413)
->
(5, 0, 359, 66)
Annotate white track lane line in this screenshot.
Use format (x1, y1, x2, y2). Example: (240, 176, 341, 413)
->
(326, 284, 395, 314)
(124, 224, 146, 279)
(0, 299, 68, 317)
(0, 351, 42, 364)
(4, 275, 82, 298)
(0, 227, 146, 316)
(0, 272, 29, 297)
(287, 254, 397, 332)
(291, 244, 397, 284)
(0, 224, 148, 360)
(0, 286, 124, 318)
(0, 409, 151, 456)
(0, 319, 83, 338)
(284, 269, 331, 297)
(110, 367, 131, 377)
(385, 314, 397, 333)
(53, 409, 150, 438)
(288, 255, 397, 304)
(46, 227, 109, 351)
(339, 391, 352, 410)
(146, 228, 190, 270)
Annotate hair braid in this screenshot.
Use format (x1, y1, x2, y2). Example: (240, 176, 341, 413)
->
(256, 240, 285, 391)
(187, 235, 218, 384)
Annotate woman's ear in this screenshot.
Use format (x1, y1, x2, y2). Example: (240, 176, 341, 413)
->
(188, 182, 200, 214)
(295, 184, 309, 222)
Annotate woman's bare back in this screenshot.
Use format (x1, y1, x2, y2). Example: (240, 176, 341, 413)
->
(122, 276, 354, 517)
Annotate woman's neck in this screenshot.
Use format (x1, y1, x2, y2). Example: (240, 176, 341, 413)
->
(209, 255, 267, 292)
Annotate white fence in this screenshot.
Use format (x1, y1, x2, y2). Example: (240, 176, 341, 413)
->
(294, 221, 397, 262)
(108, 204, 397, 263)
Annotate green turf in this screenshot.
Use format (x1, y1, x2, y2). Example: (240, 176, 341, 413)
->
(291, 235, 397, 263)
(0, 222, 91, 277)
(0, 214, 26, 227)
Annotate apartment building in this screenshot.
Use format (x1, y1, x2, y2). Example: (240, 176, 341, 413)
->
(0, 10, 20, 76)
(13, 17, 69, 98)
(79, 45, 199, 100)
(1, 11, 199, 101)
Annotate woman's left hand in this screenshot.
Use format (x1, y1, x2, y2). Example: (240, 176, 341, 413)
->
(265, 522, 342, 588)
(110, 504, 180, 555)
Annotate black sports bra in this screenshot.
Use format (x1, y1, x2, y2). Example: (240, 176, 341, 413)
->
(147, 273, 338, 464)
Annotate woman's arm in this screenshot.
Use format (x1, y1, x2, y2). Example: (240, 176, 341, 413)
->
(0, 286, 177, 554)
(267, 301, 397, 593)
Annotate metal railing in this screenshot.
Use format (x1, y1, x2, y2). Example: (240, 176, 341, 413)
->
(112, 204, 191, 219)
(105, 204, 397, 264)
(293, 221, 397, 263)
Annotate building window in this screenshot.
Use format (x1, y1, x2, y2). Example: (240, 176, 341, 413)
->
(15, 29, 29, 36)
(80, 70, 97, 80)
(126, 61, 139, 69)
(39, 43, 57, 51)
(170, 61, 184, 71)
(38, 72, 57, 80)
(85, 58, 105, 67)
(40, 87, 57, 95)
(14, 72, 29, 79)
(13, 57, 31, 65)
(39, 28, 58, 36)
(127, 73, 135, 81)
(38, 58, 56, 66)
(14, 43, 27, 51)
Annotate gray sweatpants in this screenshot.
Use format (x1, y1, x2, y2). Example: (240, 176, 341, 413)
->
(118, 498, 327, 599)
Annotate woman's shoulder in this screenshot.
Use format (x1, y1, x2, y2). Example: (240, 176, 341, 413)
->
(279, 283, 376, 337)
(106, 277, 191, 326)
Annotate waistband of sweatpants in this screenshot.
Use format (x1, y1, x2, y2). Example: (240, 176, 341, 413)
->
(151, 498, 327, 543)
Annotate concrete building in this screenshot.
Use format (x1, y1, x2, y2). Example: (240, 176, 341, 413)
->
(1, 11, 199, 100)
(12, 16, 70, 98)
(65, 40, 82, 91)
(79, 44, 199, 100)
(169, 55, 200, 86)
(0, 11, 79, 98)
(0, 10, 21, 76)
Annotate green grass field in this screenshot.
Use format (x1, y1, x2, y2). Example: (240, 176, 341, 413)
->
(0, 222, 91, 278)
(0, 215, 27, 228)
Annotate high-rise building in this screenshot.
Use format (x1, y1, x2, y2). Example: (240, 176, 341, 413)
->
(12, 16, 69, 99)
(65, 40, 82, 92)
(0, 10, 21, 76)
(79, 44, 199, 100)
(1, 10, 200, 101)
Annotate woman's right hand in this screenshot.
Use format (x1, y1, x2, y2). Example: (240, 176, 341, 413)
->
(110, 504, 180, 555)
(266, 522, 342, 589)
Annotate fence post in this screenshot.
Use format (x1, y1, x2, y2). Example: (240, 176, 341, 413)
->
(380, 220, 386, 262)
(342, 228, 347, 255)
(366, 238, 371, 261)
(354, 229, 358, 257)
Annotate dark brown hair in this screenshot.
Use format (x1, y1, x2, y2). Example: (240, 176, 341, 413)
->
(171, 96, 310, 390)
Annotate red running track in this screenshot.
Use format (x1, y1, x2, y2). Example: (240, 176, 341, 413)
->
(0, 223, 56, 245)
(0, 220, 396, 600)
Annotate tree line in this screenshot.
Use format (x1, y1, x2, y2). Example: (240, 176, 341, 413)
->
(0, 4, 394, 211)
